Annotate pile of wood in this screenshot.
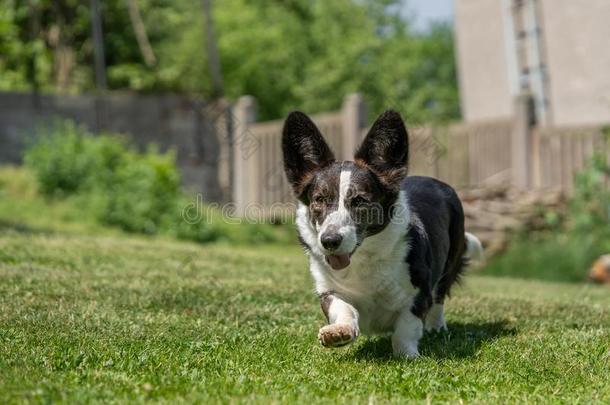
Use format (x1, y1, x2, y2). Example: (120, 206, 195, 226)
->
(459, 185, 565, 258)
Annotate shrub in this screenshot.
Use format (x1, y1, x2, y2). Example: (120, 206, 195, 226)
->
(481, 230, 610, 282)
(173, 197, 285, 244)
(570, 153, 610, 230)
(22, 119, 291, 244)
(87, 134, 132, 190)
(484, 153, 610, 282)
(24, 121, 102, 196)
(24, 120, 181, 234)
(101, 148, 180, 234)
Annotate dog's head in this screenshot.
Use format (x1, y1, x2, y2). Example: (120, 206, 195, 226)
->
(282, 110, 409, 270)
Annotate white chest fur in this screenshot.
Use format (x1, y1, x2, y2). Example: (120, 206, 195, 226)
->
(296, 191, 416, 334)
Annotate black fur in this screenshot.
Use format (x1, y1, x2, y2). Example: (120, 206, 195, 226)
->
(282, 111, 335, 198)
(319, 291, 334, 322)
(283, 109, 468, 328)
(403, 176, 467, 319)
(405, 222, 434, 319)
(355, 110, 409, 191)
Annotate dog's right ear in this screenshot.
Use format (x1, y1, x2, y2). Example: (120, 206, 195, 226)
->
(282, 111, 335, 195)
(355, 110, 408, 191)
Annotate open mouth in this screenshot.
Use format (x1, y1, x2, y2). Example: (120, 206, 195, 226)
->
(325, 252, 353, 271)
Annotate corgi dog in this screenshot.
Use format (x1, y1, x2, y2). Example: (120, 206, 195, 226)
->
(282, 110, 482, 358)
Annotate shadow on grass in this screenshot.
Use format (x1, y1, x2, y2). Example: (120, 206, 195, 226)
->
(352, 320, 517, 362)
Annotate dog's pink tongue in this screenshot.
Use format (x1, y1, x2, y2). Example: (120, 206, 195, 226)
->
(327, 254, 351, 270)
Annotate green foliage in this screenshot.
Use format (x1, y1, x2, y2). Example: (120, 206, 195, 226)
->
(482, 230, 610, 283)
(570, 153, 610, 229)
(174, 0, 461, 122)
(101, 148, 180, 234)
(24, 120, 105, 196)
(173, 202, 283, 245)
(0, 3, 29, 90)
(484, 154, 610, 282)
(24, 121, 181, 234)
(0, 0, 460, 123)
(20, 121, 292, 243)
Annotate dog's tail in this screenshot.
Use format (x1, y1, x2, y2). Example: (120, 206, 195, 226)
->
(464, 232, 484, 263)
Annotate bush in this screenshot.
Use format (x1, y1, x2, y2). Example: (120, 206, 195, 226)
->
(570, 153, 610, 230)
(172, 196, 286, 244)
(24, 121, 103, 196)
(23, 119, 293, 244)
(24, 120, 181, 234)
(484, 153, 610, 282)
(482, 229, 610, 283)
(101, 148, 180, 234)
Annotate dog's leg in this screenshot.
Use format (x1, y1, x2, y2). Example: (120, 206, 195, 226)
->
(425, 303, 448, 332)
(318, 293, 359, 348)
(392, 309, 423, 359)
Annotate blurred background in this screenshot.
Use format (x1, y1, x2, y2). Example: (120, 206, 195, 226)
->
(1, 0, 609, 284)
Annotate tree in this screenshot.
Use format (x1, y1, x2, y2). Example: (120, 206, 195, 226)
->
(0, 0, 461, 123)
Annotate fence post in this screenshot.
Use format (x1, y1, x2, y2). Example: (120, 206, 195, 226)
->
(511, 93, 536, 189)
(232, 95, 258, 216)
(341, 93, 367, 159)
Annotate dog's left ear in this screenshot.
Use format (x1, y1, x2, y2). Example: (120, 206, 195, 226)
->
(355, 110, 408, 190)
(282, 111, 335, 196)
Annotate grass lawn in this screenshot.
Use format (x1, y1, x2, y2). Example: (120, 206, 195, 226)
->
(1, 166, 609, 403)
(1, 224, 609, 404)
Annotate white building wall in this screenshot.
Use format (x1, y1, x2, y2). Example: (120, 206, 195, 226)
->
(455, 0, 610, 127)
(541, 0, 610, 126)
(454, 0, 514, 122)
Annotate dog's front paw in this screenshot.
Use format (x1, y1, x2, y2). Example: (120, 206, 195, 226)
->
(392, 341, 420, 359)
(318, 323, 359, 348)
(424, 304, 448, 333)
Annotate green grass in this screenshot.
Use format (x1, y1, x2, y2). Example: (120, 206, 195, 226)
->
(0, 166, 112, 235)
(1, 221, 610, 402)
(0, 166, 294, 245)
(483, 229, 610, 283)
(1, 165, 610, 403)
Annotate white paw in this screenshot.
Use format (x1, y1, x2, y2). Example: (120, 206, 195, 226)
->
(392, 310, 423, 359)
(425, 318, 448, 333)
(425, 304, 447, 333)
(392, 341, 420, 359)
(318, 323, 359, 348)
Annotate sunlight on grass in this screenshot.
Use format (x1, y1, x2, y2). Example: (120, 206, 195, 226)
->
(0, 229, 609, 403)
(1, 165, 609, 402)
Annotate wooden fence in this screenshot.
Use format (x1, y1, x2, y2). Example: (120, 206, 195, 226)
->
(230, 93, 609, 216)
(531, 126, 610, 191)
(230, 94, 366, 216)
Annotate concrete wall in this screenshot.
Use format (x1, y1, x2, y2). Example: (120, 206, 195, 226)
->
(541, 0, 610, 126)
(454, 0, 514, 122)
(455, 0, 610, 127)
(0, 91, 223, 198)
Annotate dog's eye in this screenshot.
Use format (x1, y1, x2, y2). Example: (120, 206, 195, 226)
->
(313, 195, 326, 204)
(351, 196, 369, 208)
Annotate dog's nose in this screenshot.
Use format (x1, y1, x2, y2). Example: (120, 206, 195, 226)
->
(321, 233, 343, 250)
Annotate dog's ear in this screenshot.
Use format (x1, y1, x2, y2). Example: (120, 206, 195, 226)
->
(355, 110, 408, 190)
(282, 111, 335, 195)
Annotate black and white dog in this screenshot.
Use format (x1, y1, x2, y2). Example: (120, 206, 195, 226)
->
(282, 110, 482, 358)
